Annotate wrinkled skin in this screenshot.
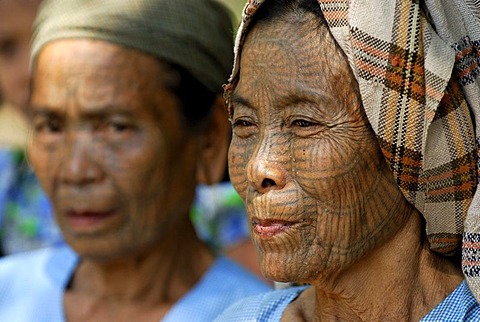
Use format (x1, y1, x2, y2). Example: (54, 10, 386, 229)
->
(30, 39, 201, 260)
(228, 9, 463, 321)
(229, 10, 409, 284)
(0, 0, 41, 113)
(29, 39, 227, 320)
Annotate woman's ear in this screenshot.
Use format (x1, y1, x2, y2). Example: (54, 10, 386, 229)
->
(196, 94, 231, 185)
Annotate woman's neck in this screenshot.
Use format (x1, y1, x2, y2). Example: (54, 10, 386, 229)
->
(64, 216, 215, 321)
(288, 209, 463, 321)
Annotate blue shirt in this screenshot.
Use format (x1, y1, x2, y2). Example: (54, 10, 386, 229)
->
(215, 286, 307, 321)
(0, 149, 63, 254)
(0, 245, 271, 321)
(421, 281, 480, 321)
(216, 281, 480, 321)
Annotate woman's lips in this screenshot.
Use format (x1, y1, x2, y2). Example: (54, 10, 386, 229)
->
(66, 210, 117, 231)
(252, 217, 297, 238)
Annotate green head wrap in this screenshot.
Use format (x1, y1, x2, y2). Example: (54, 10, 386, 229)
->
(31, 0, 234, 93)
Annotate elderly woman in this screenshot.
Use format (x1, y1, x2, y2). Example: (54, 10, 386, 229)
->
(216, 0, 480, 320)
(0, 0, 270, 321)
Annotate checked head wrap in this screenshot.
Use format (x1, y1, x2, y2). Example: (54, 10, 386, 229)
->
(31, 0, 234, 94)
(224, 0, 480, 301)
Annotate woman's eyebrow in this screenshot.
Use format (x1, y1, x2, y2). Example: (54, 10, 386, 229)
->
(282, 85, 335, 106)
(29, 105, 139, 125)
(30, 106, 60, 119)
(229, 92, 254, 109)
(230, 85, 336, 112)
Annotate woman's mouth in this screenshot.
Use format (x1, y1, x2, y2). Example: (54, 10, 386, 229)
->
(251, 217, 297, 238)
(66, 209, 117, 231)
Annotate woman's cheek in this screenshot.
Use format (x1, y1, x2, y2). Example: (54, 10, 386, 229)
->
(27, 142, 54, 190)
(228, 137, 252, 200)
(291, 136, 363, 209)
(290, 138, 331, 196)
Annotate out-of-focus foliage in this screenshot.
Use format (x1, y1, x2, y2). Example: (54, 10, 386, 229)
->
(217, 0, 244, 25)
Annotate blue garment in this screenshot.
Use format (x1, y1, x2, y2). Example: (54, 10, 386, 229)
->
(421, 281, 480, 321)
(216, 281, 480, 321)
(0, 148, 63, 254)
(214, 286, 307, 321)
(191, 182, 250, 253)
(0, 245, 271, 322)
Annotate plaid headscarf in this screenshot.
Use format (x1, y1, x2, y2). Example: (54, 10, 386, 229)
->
(31, 0, 234, 94)
(225, 0, 480, 301)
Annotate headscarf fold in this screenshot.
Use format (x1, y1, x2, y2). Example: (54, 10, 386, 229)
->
(31, 0, 234, 94)
(225, 0, 480, 300)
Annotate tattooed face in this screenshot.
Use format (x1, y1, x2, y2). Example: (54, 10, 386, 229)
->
(29, 40, 200, 260)
(229, 15, 410, 283)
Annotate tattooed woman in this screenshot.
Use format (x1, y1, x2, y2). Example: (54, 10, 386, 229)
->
(216, 0, 480, 320)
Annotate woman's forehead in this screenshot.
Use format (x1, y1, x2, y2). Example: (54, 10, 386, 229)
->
(34, 40, 173, 92)
(32, 40, 176, 113)
(37, 40, 156, 71)
(235, 13, 354, 99)
(241, 13, 330, 61)
(229, 7, 344, 99)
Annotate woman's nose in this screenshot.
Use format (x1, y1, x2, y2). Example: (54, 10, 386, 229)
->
(246, 140, 288, 194)
(58, 132, 102, 185)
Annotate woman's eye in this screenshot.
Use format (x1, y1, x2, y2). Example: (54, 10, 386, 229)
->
(32, 117, 64, 146)
(232, 118, 257, 138)
(233, 119, 254, 127)
(108, 122, 130, 132)
(34, 119, 62, 134)
(102, 119, 136, 142)
(290, 118, 326, 137)
(292, 119, 316, 127)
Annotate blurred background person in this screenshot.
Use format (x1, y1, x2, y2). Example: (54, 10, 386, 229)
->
(0, 0, 62, 255)
(0, 0, 265, 288)
(0, 0, 271, 320)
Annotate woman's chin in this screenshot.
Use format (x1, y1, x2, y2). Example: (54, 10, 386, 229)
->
(259, 254, 300, 283)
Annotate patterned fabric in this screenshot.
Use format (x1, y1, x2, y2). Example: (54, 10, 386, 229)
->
(32, 0, 234, 93)
(225, 0, 480, 297)
(216, 281, 480, 321)
(0, 148, 63, 254)
(421, 281, 480, 322)
(191, 182, 250, 253)
(0, 103, 62, 254)
(0, 245, 271, 322)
